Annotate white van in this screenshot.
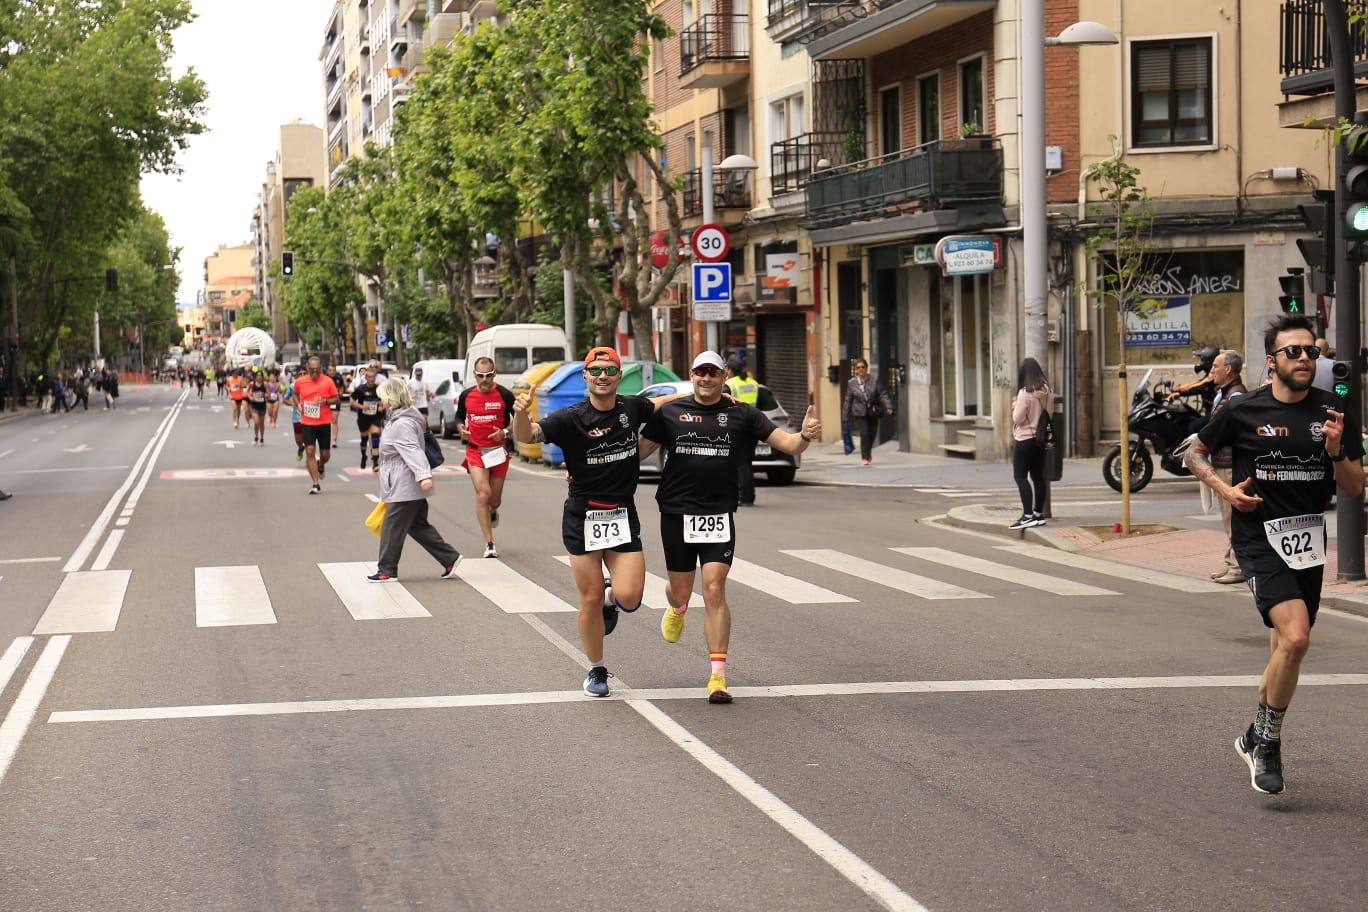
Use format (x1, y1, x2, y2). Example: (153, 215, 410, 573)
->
(463, 324, 570, 389)
(411, 359, 467, 432)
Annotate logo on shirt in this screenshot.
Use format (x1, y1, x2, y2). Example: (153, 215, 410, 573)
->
(1256, 424, 1289, 438)
(619, 412, 629, 427)
(1309, 421, 1325, 443)
(717, 414, 728, 426)
(679, 413, 701, 423)
(483, 402, 502, 411)
(586, 427, 610, 438)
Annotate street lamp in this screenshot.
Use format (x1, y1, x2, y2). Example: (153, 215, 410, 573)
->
(1021, 10, 1119, 366)
(699, 150, 759, 351)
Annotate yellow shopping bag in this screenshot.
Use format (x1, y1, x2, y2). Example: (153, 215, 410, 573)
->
(364, 501, 387, 538)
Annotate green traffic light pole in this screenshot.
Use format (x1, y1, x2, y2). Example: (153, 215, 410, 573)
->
(1326, 0, 1364, 579)
(288, 254, 400, 366)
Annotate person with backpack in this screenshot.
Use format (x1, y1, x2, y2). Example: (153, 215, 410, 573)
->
(841, 358, 893, 466)
(1009, 357, 1053, 530)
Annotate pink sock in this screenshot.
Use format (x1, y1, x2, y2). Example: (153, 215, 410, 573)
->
(673, 603, 688, 616)
(710, 651, 726, 676)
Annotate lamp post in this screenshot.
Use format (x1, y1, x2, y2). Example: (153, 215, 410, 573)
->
(699, 148, 758, 352)
(1020, 14, 1119, 366)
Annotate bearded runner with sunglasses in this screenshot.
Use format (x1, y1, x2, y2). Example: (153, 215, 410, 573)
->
(457, 356, 516, 558)
(1187, 315, 1364, 795)
(639, 351, 821, 704)
(510, 347, 690, 697)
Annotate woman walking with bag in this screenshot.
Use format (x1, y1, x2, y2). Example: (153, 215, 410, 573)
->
(367, 378, 462, 584)
(1009, 357, 1053, 530)
(842, 358, 893, 466)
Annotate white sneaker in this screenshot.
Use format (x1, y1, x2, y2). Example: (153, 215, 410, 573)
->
(483, 543, 498, 559)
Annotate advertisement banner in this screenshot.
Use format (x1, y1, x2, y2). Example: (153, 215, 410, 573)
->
(1125, 296, 1192, 348)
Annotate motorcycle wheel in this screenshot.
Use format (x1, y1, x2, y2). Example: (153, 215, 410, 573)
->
(1102, 443, 1154, 493)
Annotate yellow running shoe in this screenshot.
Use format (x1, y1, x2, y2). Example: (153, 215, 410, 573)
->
(707, 673, 732, 704)
(661, 605, 685, 643)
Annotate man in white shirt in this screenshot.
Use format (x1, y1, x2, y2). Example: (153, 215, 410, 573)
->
(1310, 337, 1335, 393)
(408, 367, 431, 417)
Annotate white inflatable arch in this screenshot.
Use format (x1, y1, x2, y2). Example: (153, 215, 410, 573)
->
(225, 327, 276, 367)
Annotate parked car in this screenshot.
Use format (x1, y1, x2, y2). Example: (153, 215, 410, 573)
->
(637, 381, 801, 485)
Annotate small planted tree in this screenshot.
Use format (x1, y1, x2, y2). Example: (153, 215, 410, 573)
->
(1082, 142, 1162, 534)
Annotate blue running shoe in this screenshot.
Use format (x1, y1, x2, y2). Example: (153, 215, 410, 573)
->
(583, 666, 611, 698)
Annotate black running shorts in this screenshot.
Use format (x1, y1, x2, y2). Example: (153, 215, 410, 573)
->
(1235, 543, 1323, 628)
(561, 497, 642, 556)
(660, 512, 736, 573)
(357, 417, 383, 434)
(301, 424, 332, 451)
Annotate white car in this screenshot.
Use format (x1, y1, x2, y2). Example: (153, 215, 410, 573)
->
(638, 381, 801, 485)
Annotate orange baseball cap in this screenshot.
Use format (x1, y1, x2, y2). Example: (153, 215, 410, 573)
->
(583, 346, 621, 367)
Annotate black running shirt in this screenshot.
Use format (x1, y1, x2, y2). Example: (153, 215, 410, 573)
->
(1198, 384, 1362, 548)
(643, 397, 777, 514)
(539, 395, 655, 501)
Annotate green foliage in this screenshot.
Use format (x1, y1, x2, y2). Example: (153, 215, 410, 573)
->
(1081, 139, 1161, 344)
(236, 300, 271, 332)
(278, 186, 363, 360)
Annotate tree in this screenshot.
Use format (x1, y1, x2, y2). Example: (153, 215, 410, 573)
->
(236, 300, 271, 332)
(1082, 142, 1162, 535)
(278, 186, 362, 362)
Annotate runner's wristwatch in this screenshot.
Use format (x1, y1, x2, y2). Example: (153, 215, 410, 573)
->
(1328, 449, 1347, 462)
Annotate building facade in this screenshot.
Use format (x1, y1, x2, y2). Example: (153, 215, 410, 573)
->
(202, 244, 255, 346)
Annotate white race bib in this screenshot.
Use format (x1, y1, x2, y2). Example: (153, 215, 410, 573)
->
(302, 401, 322, 419)
(1263, 513, 1326, 570)
(480, 445, 507, 468)
(362, 402, 378, 416)
(753, 443, 772, 456)
(684, 513, 730, 544)
(584, 508, 631, 551)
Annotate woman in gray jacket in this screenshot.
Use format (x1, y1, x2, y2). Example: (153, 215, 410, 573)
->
(368, 378, 462, 583)
(841, 358, 894, 465)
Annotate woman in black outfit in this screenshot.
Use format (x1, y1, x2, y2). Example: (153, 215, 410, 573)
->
(841, 358, 894, 466)
(1009, 357, 1053, 530)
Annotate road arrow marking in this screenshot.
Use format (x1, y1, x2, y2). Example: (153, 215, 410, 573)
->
(212, 440, 241, 449)
(62, 444, 91, 454)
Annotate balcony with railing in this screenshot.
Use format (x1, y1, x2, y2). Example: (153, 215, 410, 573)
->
(765, 0, 859, 46)
(679, 13, 749, 89)
(770, 131, 853, 196)
(357, 25, 370, 55)
(426, 11, 462, 47)
(390, 18, 408, 54)
(1279, 0, 1368, 96)
(400, 37, 427, 80)
(805, 138, 1003, 229)
(809, 0, 995, 60)
(397, 0, 426, 28)
(681, 168, 753, 219)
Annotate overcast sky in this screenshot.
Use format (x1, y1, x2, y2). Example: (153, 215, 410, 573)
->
(140, 0, 335, 306)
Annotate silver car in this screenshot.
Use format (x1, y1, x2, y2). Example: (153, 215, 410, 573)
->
(638, 381, 801, 485)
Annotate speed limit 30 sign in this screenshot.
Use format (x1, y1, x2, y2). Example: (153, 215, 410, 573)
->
(691, 223, 730, 262)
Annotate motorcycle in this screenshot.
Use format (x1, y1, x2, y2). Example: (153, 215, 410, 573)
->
(1102, 369, 1204, 493)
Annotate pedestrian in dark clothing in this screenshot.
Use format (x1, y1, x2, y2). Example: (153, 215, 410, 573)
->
(841, 358, 893, 465)
(1009, 357, 1052, 530)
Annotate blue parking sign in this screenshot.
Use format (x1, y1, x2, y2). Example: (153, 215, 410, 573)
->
(692, 262, 732, 303)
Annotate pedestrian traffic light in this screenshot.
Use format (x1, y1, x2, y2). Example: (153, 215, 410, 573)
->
(383, 330, 394, 350)
(105, 269, 118, 293)
(1343, 130, 1368, 240)
(1279, 269, 1307, 315)
(281, 251, 295, 277)
(1297, 189, 1335, 295)
(1331, 360, 1355, 399)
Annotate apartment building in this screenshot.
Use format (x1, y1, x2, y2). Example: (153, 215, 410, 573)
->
(202, 244, 254, 344)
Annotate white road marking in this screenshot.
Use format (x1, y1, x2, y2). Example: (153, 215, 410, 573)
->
(0, 448, 13, 460)
(0, 635, 69, 784)
(996, 543, 1232, 593)
(782, 549, 991, 600)
(47, 673, 1368, 724)
(337, 473, 351, 483)
(317, 562, 431, 620)
(62, 443, 91, 453)
(64, 390, 187, 572)
(728, 557, 857, 604)
(553, 555, 704, 611)
(89, 530, 124, 572)
(0, 557, 62, 565)
(196, 566, 277, 627)
(626, 699, 930, 912)
(0, 465, 132, 475)
(891, 547, 1120, 597)
(365, 493, 381, 503)
(0, 637, 34, 700)
(33, 570, 131, 633)
(456, 558, 576, 613)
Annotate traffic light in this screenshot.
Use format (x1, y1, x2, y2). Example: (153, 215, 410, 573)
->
(1297, 189, 1335, 295)
(1331, 360, 1354, 398)
(383, 330, 395, 350)
(1343, 131, 1368, 240)
(105, 269, 118, 293)
(281, 251, 295, 277)
(1278, 268, 1307, 315)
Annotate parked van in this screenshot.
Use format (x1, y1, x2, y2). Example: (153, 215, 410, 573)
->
(410, 358, 465, 390)
(463, 324, 570, 390)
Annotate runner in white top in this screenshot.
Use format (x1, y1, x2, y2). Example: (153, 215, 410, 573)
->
(408, 368, 431, 417)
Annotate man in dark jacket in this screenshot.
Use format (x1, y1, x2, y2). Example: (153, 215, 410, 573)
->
(1208, 350, 1249, 584)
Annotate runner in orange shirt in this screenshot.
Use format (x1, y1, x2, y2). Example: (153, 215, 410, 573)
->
(227, 369, 249, 429)
(294, 356, 341, 495)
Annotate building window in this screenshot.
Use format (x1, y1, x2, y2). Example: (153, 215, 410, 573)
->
(769, 92, 805, 147)
(1131, 37, 1213, 148)
(917, 72, 940, 145)
(958, 56, 984, 132)
(879, 86, 901, 157)
(653, 34, 664, 72)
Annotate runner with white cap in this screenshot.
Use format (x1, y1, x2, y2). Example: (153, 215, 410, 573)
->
(639, 350, 821, 703)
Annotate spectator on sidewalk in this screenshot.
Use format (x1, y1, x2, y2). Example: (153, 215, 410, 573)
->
(726, 359, 760, 505)
(842, 358, 893, 466)
(1208, 350, 1249, 584)
(0, 365, 7, 412)
(1009, 357, 1052, 530)
(1311, 337, 1335, 393)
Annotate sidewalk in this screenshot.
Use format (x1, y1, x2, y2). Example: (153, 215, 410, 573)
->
(940, 501, 1368, 619)
(0, 406, 40, 425)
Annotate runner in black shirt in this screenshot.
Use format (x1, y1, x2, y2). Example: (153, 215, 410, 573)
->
(639, 350, 820, 704)
(511, 346, 685, 698)
(1189, 314, 1364, 794)
(352, 367, 386, 472)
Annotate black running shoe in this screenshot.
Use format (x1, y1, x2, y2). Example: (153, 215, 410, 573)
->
(1235, 725, 1285, 794)
(360, 453, 367, 469)
(583, 666, 611, 698)
(1008, 513, 1034, 530)
(602, 583, 619, 636)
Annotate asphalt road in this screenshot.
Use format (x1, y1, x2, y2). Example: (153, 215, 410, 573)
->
(1, 383, 1366, 912)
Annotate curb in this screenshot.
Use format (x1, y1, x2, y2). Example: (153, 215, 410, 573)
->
(936, 504, 1368, 621)
(0, 409, 37, 426)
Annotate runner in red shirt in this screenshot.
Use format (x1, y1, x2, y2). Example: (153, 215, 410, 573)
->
(293, 356, 341, 495)
(456, 356, 515, 557)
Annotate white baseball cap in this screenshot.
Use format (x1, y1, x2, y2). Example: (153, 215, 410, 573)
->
(690, 351, 726, 372)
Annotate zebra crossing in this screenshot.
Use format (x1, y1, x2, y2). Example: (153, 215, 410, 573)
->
(17, 541, 1221, 636)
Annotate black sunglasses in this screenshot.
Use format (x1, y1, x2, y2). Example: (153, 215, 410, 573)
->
(691, 366, 723, 377)
(1272, 344, 1320, 361)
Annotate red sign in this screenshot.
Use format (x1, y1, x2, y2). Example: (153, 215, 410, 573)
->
(691, 223, 730, 262)
(649, 230, 688, 270)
